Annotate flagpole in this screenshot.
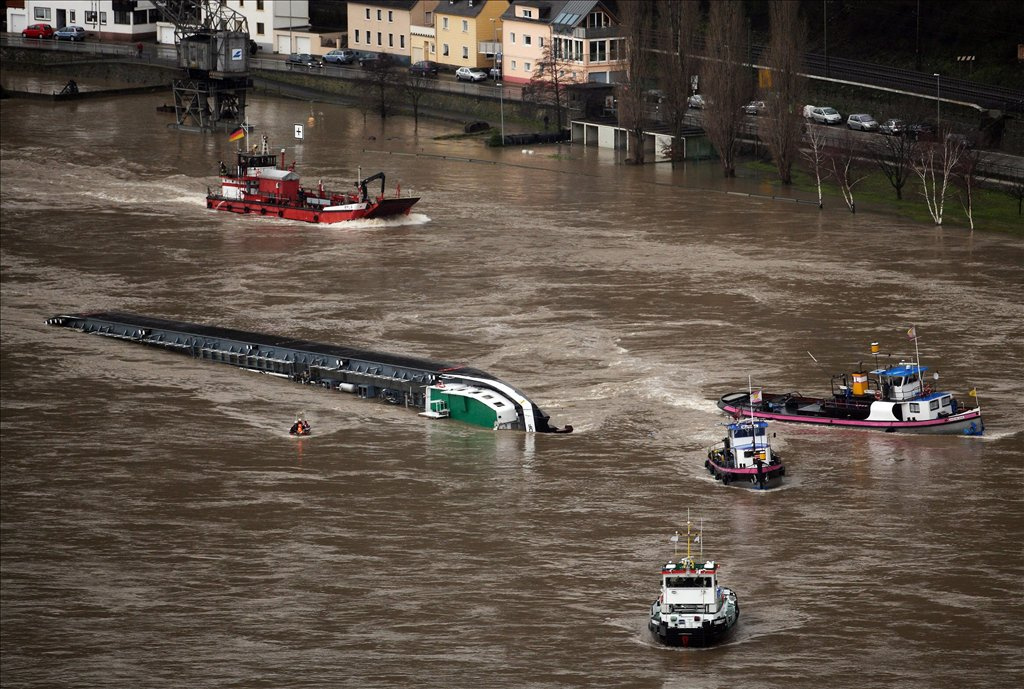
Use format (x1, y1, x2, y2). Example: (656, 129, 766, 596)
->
(911, 325, 922, 393)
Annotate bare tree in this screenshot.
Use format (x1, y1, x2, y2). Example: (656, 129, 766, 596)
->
(760, 0, 805, 184)
(801, 123, 828, 208)
(529, 32, 578, 132)
(617, 0, 656, 164)
(1006, 173, 1024, 216)
(826, 131, 870, 213)
(953, 147, 982, 231)
(912, 133, 968, 225)
(871, 132, 918, 200)
(655, 0, 699, 165)
(702, 0, 751, 177)
(404, 71, 434, 132)
(362, 55, 401, 120)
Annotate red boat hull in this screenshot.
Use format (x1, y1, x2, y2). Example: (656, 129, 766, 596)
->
(206, 195, 419, 223)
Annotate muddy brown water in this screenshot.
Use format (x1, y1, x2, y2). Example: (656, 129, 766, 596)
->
(2, 93, 1022, 689)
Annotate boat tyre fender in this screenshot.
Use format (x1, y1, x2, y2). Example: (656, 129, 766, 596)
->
(313, 214, 319, 223)
(875, 390, 883, 401)
(260, 207, 266, 215)
(278, 210, 284, 218)
(721, 473, 730, 485)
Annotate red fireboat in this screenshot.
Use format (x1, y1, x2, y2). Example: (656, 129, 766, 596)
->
(207, 135, 419, 224)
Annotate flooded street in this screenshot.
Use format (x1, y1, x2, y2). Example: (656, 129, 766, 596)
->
(2, 93, 1022, 688)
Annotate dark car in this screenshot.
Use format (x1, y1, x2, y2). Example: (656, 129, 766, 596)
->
(22, 23, 55, 39)
(409, 60, 440, 77)
(907, 121, 936, 141)
(879, 118, 905, 136)
(287, 53, 322, 68)
(323, 49, 357, 65)
(54, 25, 86, 41)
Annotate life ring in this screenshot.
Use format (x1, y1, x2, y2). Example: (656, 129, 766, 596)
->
(874, 390, 883, 401)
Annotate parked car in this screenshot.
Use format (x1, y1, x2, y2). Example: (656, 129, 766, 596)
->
(455, 66, 488, 82)
(810, 106, 842, 125)
(907, 121, 936, 141)
(21, 23, 55, 39)
(879, 118, 905, 136)
(409, 60, 440, 77)
(287, 53, 322, 68)
(742, 100, 766, 115)
(687, 94, 706, 109)
(54, 25, 86, 41)
(323, 49, 357, 65)
(846, 113, 879, 131)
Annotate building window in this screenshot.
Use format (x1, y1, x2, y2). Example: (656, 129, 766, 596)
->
(114, 11, 129, 25)
(239, 0, 244, 5)
(462, 20, 468, 32)
(148, 9, 159, 22)
(377, 32, 382, 46)
(524, 62, 531, 71)
(388, 10, 393, 22)
(400, 35, 405, 49)
(443, 43, 449, 56)
(523, 9, 533, 18)
(524, 35, 531, 46)
(34, 7, 52, 20)
(590, 40, 606, 62)
(100, 12, 107, 25)
(85, 11, 97, 24)
(257, 0, 263, 9)
(511, 60, 517, 70)
(539, 37, 544, 48)
(257, 22, 264, 35)
(388, 33, 393, 47)
(354, 29, 360, 43)
(510, 32, 516, 43)
(133, 9, 148, 25)
(462, 46, 468, 59)
(365, 8, 370, 19)
(69, 10, 76, 22)
(377, 9, 382, 20)
(442, 17, 448, 30)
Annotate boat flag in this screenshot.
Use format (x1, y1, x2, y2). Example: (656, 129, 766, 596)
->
(907, 326, 917, 340)
(670, 532, 680, 543)
(228, 126, 246, 142)
(968, 387, 978, 397)
(751, 389, 763, 404)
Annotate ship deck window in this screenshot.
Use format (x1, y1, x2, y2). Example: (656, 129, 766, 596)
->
(910, 403, 920, 412)
(930, 399, 939, 411)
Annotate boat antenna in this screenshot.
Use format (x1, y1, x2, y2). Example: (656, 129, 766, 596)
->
(699, 517, 704, 562)
(909, 326, 923, 395)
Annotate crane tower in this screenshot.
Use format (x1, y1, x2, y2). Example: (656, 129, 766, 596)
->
(154, 0, 252, 131)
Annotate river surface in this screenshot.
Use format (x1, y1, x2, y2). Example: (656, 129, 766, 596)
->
(2, 93, 1023, 689)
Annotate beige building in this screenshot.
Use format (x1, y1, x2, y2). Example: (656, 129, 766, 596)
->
(433, 0, 509, 71)
(499, 0, 624, 85)
(347, 0, 440, 65)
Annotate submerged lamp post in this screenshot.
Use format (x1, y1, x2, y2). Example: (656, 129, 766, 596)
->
(497, 82, 505, 145)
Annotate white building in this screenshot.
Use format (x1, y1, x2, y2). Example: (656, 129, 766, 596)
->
(7, 1, 160, 41)
(155, 1, 311, 54)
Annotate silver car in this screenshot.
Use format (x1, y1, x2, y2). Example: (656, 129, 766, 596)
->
(455, 67, 488, 82)
(811, 106, 842, 125)
(846, 114, 879, 131)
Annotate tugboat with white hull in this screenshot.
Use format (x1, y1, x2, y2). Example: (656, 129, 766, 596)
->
(648, 517, 739, 648)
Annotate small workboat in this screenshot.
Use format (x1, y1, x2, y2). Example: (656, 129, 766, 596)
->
(207, 134, 419, 223)
(649, 517, 739, 648)
(289, 416, 311, 436)
(718, 335, 984, 435)
(705, 419, 784, 490)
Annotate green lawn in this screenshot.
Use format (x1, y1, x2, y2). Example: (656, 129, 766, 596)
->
(744, 160, 1023, 235)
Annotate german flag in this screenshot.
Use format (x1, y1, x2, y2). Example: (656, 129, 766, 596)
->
(228, 126, 246, 142)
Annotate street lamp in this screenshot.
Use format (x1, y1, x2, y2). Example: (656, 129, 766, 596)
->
(497, 82, 505, 145)
(933, 73, 940, 130)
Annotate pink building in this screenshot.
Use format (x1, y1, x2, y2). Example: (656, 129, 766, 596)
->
(498, 0, 624, 85)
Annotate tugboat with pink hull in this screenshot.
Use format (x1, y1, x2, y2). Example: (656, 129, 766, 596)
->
(207, 135, 419, 224)
(705, 418, 785, 490)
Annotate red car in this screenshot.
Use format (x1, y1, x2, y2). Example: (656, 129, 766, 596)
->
(22, 23, 55, 39)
